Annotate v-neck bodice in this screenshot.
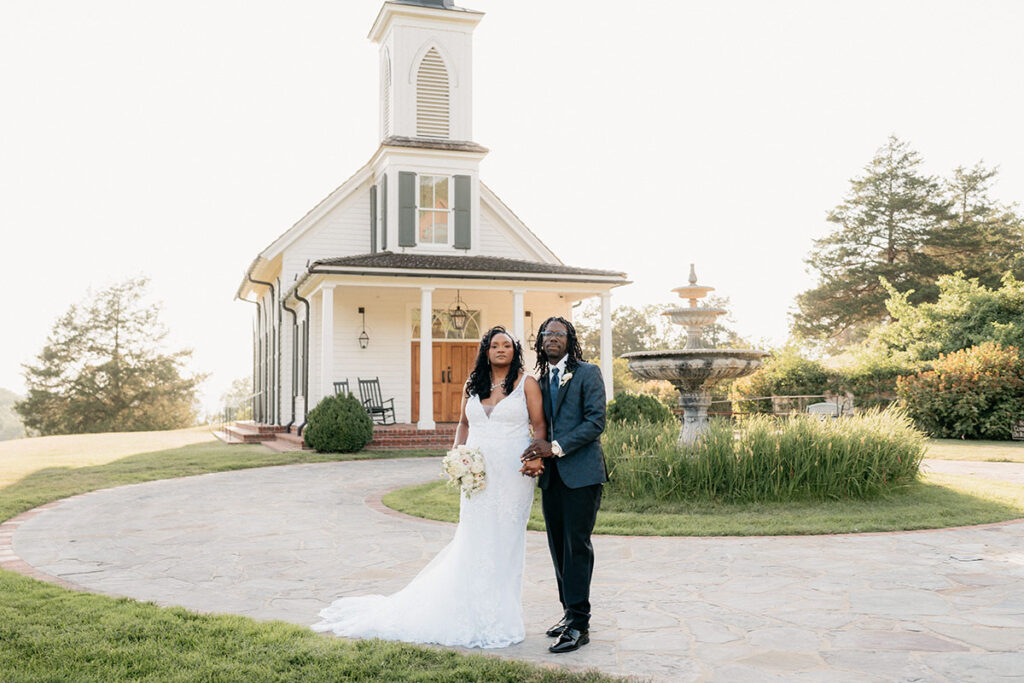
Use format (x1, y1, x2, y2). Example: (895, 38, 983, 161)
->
(467, 376, 528, 439)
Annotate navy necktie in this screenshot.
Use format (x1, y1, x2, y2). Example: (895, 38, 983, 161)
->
(550, 368, 560, 416)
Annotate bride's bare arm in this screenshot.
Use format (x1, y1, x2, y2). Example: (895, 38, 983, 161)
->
(520, 376, 545, 477)
(524, 375, 546, 442)
(453, 386, 470, 447)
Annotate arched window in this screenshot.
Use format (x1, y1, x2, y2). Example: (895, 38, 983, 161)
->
(381, 53, 392, 137)
(416, 47, 450, 139)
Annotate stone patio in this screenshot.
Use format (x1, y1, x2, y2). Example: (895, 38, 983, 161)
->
(7, 457, 1024, 682)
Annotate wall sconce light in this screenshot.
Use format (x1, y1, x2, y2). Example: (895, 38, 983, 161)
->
(358, 307, 369, 349)
(449, 290, 469, 331)
(525, 310, 537, 346)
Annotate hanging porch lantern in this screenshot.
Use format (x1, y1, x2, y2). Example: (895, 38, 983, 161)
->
(526, 310, 537, 346)
(448, 290, 469, 331)
(358, 307, 370, 349)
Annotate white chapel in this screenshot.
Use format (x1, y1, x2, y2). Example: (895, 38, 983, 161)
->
(235, 0, 629, 439)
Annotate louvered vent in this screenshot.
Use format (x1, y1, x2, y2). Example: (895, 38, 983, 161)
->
(382, 56, 392, 137)
(416, 48, 450, 139)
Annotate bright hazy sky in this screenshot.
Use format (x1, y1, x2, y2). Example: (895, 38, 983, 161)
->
(2, 0, 1023, 412)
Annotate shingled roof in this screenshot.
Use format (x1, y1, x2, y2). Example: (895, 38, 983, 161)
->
(312, 252, 626, 278)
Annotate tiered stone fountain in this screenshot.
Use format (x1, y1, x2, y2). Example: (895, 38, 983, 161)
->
(623, 265, 769, 445)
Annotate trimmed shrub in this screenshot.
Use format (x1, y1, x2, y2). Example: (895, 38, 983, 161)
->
(607, 392, 675, 424)
(896, 342, 1024, 440)
(730, 348, 836, 414)
(304, 394, 374, 453)
(833, 351, 908, 410)
(612, 357, 676, 408)
(603, 407, 926, 502)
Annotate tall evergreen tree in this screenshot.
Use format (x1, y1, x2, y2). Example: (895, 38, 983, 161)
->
(925, 163, 1024, 285)
(793, 136, 950, 341)
(15, 277, 206, 435)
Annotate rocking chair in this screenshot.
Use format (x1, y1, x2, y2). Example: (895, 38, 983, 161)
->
(358, 377, 396, 425)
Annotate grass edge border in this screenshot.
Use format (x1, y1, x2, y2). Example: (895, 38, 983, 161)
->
(376, 477, 1024, 540)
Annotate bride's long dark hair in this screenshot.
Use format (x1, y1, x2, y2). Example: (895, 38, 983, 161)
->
(465, 326, 524, 399)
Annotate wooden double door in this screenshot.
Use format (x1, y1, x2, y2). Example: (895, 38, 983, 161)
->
(411, 342, 478, 423)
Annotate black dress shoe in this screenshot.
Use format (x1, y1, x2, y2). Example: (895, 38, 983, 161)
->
(545, 619, 569, 638)
(548, 627, 589, 653)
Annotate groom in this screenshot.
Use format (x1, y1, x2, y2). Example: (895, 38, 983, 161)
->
(522, 316, 607, 654)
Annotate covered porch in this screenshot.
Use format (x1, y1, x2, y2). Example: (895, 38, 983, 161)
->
(284, 253, 629, 431)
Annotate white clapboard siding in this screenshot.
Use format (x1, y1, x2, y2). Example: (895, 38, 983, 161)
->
(332, 288, 413, 421)
(479, 204, 541, 260)
(281, 182, 372, 287)
(416, 48, 450, 139)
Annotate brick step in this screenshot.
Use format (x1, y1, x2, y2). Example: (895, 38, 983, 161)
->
(234, 421, 287, 435)
(223, 424, 266, 444)
(212, 430, 246, 445)
(230, 423, 455, 451)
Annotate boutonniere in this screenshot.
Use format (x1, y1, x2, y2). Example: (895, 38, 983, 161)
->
(559, 371, 573, 388)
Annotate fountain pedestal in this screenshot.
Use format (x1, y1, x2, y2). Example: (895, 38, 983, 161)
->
(623, 265, 768, 445)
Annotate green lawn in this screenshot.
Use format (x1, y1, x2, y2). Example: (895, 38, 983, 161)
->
(926, 437, 1024, 462)
(385, 473, 1024, 536)
(1, 438, 618, 683)
(0, 425, 217, 488)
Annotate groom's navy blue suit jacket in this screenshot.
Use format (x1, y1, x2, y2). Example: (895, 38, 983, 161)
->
(538, 361, 608, 490)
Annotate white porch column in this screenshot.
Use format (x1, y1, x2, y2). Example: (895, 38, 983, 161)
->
(512, 289, 525, 345)
(320, 285, 335, 400)
(600, 292, 614, 402)
(418, 286, 436, 430)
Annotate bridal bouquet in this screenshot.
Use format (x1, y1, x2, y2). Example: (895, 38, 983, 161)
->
(441, 445, 486, 498)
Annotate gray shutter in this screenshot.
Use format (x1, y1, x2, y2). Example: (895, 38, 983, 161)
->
(380, 174, 388, 251)
(398, 171, 416, 247)
(453, 175, 471, 250)
(369, 184, 378, 254)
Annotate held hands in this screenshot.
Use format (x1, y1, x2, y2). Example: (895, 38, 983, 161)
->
(519, 458, 544, 478)
(520, 439, 551, 478)
(521, 439, 554, 462)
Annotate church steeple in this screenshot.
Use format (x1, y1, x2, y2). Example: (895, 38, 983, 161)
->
(369, 1, 483, 143)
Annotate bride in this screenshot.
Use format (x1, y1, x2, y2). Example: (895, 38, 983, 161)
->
(313, 326, 547, 648)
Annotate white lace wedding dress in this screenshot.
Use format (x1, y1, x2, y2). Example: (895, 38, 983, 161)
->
(312, 377, 536, 648)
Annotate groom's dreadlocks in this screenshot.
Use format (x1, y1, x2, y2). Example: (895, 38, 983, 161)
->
(534, 316, 585, 377)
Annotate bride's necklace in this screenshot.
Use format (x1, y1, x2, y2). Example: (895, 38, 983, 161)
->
(490, 376, 507, 391)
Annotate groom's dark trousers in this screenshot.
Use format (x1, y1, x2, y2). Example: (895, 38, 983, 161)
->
(539, 361, 607, 632)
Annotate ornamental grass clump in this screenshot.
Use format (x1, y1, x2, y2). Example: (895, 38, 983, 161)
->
(603, 407, 926, 503)
(304, 394, 374, 453)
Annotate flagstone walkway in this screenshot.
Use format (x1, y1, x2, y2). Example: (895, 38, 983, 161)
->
(8, 458, 1024, 682)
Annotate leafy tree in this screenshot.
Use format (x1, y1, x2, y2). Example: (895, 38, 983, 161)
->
(793, 136, 950, 341)
(0, 388, 27, 440)
(926, 163, 1024, 287)
(730, 346, 837, 414)
(872, 272, 1024, 363)
(575, 303, 668, 359)
(15, 277, 206, 435)
(575, 296, 744, 360)
(794, 139, 1024, 346)
(699, 295, 748, 349)
(219, 376, 254, 421)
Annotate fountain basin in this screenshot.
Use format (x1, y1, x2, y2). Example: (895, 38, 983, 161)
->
(663, 307, 726, 328)
(625, 265, 769, 445)
(623, 348, 769, 390)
